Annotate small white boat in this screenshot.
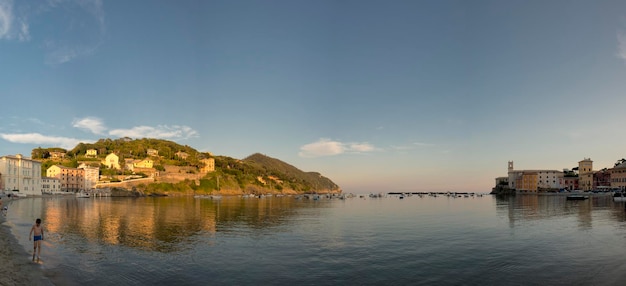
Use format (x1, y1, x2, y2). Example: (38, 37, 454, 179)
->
(76, 191, 90, 198)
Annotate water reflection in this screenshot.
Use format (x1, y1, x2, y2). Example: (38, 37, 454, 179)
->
(17, 196, 327, 253)
(495, 194, 626, 229)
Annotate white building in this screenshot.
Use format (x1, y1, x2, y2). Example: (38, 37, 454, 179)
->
(41, 177, 61, 194)
(78, 163, 100, 190)
(0, 154, 42, 196)
(536, 170, 564, 190)
(507, 161, 564, 192)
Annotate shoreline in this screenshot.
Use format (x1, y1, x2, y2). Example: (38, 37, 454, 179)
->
(0, 197, 53, 286)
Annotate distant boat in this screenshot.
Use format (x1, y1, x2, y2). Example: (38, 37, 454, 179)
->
(566, 195, 588, 200)
(194, 195, 222, 200)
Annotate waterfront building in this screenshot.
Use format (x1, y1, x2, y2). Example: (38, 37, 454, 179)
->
(578, 158, 593, 191)
(41, 177, 61, 194)
(593, 169, 611, 190)
(537, 170, 563, 190)
(521, 172, 538, 193)
(561, 175, 579, 191)
(78, 163, 99, 190)
(47, 165, 85, 192)
(507, 161, 563, 192)
(0, 154, 42, 196)
(610, 161, 626, 191)
(494, 177, 508, 186)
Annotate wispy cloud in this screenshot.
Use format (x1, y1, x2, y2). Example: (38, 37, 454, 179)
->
(618, 32, 626, 62)
(299, 138, 377, 158)
(1, 0, 105, 63)
(0, 133, 92, 149)
(71, 116, 198, 140)
(108, 125, 198, 140)
(0, 0, 13, 39)
(0, 116, 199, 149)
(72, 117, 106, 135)
(43, 0, 106, 64)
(0, 0, 29, 41)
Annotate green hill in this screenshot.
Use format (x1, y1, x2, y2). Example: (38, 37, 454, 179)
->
(243, 153, 340, 192)
(32, 138, 341, 195)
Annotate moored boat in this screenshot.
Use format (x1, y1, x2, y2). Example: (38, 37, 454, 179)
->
(613, 192, 626, 202)
(76, 191, 90, 198)
(566, 194, 588, 200)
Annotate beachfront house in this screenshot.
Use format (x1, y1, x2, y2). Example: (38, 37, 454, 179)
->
(0, 154, 43, 196)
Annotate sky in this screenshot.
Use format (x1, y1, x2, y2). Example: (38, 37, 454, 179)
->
(1, 0, 626, 193)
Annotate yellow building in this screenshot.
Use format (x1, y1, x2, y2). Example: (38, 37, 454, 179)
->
(134, 159, 154, 169)
(103, 153, 121, 170)
(611, 161, 626, 191)
(86, 149, 98, 158)
(521, 172, 538, 193)
(200, 158, 215, 173)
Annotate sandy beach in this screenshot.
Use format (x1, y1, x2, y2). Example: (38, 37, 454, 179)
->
(0, 199, 51, 286)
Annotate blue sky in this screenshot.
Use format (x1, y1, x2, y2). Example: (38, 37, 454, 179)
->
(1, 0, 626, 193)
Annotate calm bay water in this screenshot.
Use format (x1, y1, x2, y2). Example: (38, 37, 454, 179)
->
(6, 194, 626, 285)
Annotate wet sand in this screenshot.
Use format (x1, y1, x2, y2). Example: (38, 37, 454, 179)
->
(0, 199, 52, 286)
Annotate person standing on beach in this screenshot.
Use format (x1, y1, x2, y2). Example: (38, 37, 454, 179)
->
(28, 218, 44, 261)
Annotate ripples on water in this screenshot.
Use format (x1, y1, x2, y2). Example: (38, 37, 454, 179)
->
(6, 194, 626, 285)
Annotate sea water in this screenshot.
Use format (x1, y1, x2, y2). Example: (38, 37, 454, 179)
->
(6, 194, 626, 285)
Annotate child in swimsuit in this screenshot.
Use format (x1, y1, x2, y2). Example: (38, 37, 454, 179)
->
(29, 218, 44, 261)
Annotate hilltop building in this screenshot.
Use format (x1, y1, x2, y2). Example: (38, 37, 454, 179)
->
(175, 151, 189, 160)
(103, 153, 121, 170)
(86, 149, 98, 158)
(147, 149, 159, 157)
(0, 154, 42, 196)
(50, 151, 66, 159)
(134, 159, 154, 169)
(200, 158, 215, 173)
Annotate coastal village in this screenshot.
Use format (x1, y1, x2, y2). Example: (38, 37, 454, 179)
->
(493, 158, 626, 194)
(0, 148, 216, 197)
